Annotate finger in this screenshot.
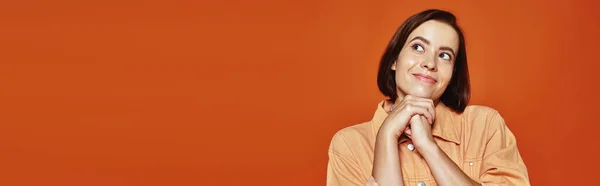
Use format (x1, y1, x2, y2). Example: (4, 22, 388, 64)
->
(406, 104, 432, 122)
(397, 95, 416, 107)
(410, 114, 429, 124)
(409, 115, 430, 130)
(407, 97, 435, 118)
(404, 95, 434, 108)
(405, 104, 433, 124)
(403, 99, 435, 123)
(403, 103, 433, 124)
(408, 115, 420, 132)
(404, 127, 412, 136)
(419, 98, 435, 119)
(419, 115, 432, 126)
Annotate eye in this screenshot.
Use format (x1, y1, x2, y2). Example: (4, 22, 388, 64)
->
(439, 52, 452, 61)
(411, 44, 425, 52)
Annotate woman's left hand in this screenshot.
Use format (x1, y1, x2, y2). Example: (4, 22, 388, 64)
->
(408, 114, 437, 152)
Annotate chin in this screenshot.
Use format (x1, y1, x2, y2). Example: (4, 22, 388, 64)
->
(408, 92, 433, 98)
(406, 87, 435, 98)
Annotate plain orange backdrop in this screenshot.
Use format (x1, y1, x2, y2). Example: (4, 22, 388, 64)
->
(1, 0, 599, 185)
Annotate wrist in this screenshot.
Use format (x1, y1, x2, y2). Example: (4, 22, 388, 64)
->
(416, 141, 439, 157)
(375, 130, 399, 144)
(377, 122, 403, 140)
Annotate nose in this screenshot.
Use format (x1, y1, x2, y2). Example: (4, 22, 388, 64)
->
(420, 57, 437, 71)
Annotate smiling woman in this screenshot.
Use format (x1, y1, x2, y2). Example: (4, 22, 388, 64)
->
(326, 9, 530, 186)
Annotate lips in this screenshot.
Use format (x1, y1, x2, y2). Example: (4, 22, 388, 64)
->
(413, 73, 437, 84)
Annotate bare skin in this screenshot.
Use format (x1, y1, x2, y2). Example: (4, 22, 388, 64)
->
(371, 20, 480, 186)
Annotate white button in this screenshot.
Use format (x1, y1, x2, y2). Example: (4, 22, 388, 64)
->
(417, 181, 425, 186)
(407, 144, 415, 151)
(469, 162, 474, 166)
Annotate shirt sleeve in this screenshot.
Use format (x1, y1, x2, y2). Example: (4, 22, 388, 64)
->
(479, 112, 530, 186)
(326, 132, 367, 186)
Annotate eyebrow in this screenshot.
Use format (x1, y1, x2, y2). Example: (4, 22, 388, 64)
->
(410, 36, 456, 56)
(439, 46, 456, 57)
(410, 36, 430, 45)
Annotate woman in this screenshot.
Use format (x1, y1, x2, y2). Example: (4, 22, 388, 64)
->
(326, 9, 530, 186)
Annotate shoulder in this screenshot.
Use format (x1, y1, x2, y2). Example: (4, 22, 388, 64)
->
(461, 104, 509, 137)
(462, 105, 504, 124)
(463, 105, 500, 119)
(459, 105, 518, 158)
(328, 121, 373, 154)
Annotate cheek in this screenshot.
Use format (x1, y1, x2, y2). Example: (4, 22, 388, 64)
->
(397, 53, 419, 68)
(438, 64, 454, 86)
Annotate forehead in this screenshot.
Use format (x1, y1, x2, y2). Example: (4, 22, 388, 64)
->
(407, 20, 459, 50)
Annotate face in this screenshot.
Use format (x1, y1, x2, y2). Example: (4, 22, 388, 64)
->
(392, 20, 459, 101)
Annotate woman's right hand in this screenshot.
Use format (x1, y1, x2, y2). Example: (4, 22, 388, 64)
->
(378, 95, 436, 140)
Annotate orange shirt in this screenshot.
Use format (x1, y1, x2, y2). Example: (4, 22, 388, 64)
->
(326, 101, 530, 186)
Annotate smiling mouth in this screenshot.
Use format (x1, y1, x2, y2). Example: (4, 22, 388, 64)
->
(412, 73, 437, 84)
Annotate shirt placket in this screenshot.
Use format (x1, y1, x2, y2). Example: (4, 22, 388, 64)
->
(399, 139, 435, 186)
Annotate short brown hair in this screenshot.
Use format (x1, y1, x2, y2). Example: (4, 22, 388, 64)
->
(376, 9, 470, 112)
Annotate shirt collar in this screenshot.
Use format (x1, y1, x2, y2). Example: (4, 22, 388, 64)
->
(370, 100, 461, 144)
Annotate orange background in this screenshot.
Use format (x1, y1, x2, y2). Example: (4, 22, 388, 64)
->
(1, 0, 599, 185)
